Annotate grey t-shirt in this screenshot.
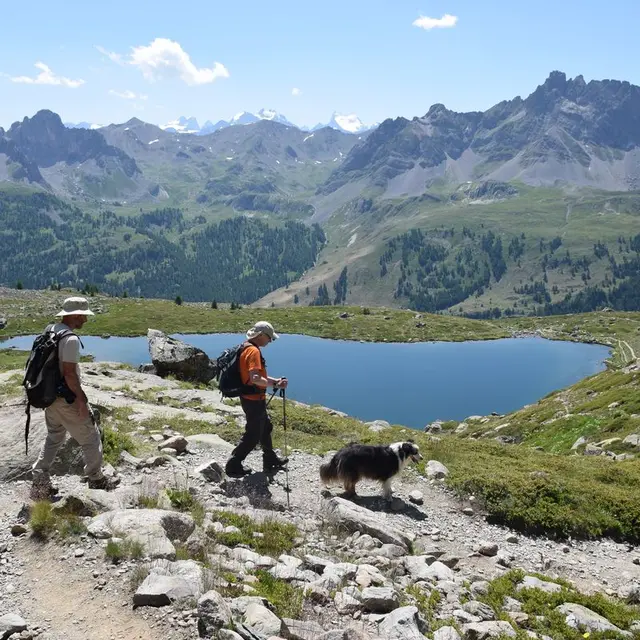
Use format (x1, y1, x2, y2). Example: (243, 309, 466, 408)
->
(50, 322, 81, 379)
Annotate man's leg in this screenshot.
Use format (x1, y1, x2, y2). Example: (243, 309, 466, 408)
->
(52, 401, 115, 489)
(31, 401, 67, 500)
(260, 406, 288, 472)
(225, 399, 262, 476)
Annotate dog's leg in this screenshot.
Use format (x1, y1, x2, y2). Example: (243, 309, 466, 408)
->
(343, 479, 357, 497)
(382, 479, 393, 501)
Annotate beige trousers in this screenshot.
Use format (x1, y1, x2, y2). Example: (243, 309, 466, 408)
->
(32, 398, 104, 481)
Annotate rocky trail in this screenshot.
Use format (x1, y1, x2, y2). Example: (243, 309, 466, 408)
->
(1, 360, 640, 639)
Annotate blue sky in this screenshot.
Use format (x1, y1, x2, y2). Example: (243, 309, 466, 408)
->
(1, 0, 639, 129)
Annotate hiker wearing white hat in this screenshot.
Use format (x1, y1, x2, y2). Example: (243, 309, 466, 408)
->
(30, 297, 118, 500)
(225, 320, 289, 478)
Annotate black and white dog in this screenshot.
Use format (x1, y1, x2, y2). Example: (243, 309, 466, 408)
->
(320, 441, 423, 500)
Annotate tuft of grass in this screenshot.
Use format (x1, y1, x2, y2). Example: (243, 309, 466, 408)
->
(166, 487, 206, 526)
(128, 565, 151, 591)
(480, 570, 640, 639)
(29, 501, 88, 540)
(56, 514, 87, 539)
(166, 488, 196, 511)
(251, 570, 304, 619)
(105, 538, 145, 563)
(208, 511, 299, 557)
(405, 584, 444, 629)
(102, 424, 136, 466)
(137, 494, 159, 509)
(29, 501, 58, 539)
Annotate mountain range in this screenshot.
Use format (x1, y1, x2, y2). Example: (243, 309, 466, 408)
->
(64, 111, 375, 136)
(3, 71, 640, 314)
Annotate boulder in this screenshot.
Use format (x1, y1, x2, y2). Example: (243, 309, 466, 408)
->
(517, 576, 562, 594)
(556, 603, 625, 634)
(283, 618, 326, 640)
(197, 590, 233, 636)
(623, 434, 640, 447)
(323, 497, 413, 549)
(377, 606, 428, 640)
(462, 601, 495, 621)
(361, 586, 399, 613)
(87, 509, 195, 559)
(477, 541, 499, 557)
(366, 420, 390, 433)
(159, 435, 188, 453)
(196, 460, 224, 482)
(404, 557, 453, 583)
(147, 329, 216, 383)
(133, 560, 205, 607)
(0, 613, 27, 640)
(243, 603, 284, 638)
(426, 460, 449, 479)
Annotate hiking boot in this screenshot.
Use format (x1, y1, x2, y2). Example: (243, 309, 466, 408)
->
(87, 476, 120, 491)
(225, 459, 252, 478)
(263, 455, 289, 475)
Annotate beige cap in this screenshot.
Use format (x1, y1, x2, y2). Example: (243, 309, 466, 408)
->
(246, 320, 279, 341)
(55, 296, 95, 317)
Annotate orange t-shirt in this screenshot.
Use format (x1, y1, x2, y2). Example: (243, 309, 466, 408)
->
(238, 344, 266, 400)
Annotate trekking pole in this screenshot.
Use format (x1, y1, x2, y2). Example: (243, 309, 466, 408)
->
(280, 387, 291, 509)
(265, 387, 279, 408)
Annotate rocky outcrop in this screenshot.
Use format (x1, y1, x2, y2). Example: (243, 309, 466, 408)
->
(147, 329, 217, 383)
(87, 509, 195, 559)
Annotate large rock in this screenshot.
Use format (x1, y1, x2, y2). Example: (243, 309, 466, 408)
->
(361, 586, 399, 613)
(196, 460, 224, 482)
(426, 460, 449, 479)
(404, 557, 453, 583)
(283, 618, 327, 640)
(87, 509, 195, 559)
(133, 560, 206, 607)
(243, 603, 284, 637)
(147, 329, 216, 383)
(461, 621, 516, 639)
(377, 606, 428, 640)
(197, 590, 233, 636)
(0, 613, 27, 640)
(556, 603, 625, 634)
(322, 497, 413, 550)
(517, 575, 562, 594)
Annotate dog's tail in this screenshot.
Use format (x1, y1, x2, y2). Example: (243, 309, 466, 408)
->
(319, 455, 340, 486)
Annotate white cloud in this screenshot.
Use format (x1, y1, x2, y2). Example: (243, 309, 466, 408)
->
(292, 87, 302, 97)
(109, 89, 148, 100)
(128, 38, 229, 85)
(413, 14, 458, 30)
(96, 45, 124, 65)
(9, 62, 85, 88)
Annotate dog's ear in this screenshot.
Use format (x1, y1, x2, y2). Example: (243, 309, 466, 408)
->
(401, 442, 414, 455)
(406, 438, 415, 444)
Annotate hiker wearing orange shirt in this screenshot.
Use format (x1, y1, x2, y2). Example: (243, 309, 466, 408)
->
(224, 321, 289, 478)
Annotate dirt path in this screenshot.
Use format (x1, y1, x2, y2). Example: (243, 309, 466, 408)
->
(15, 544, 163, 640)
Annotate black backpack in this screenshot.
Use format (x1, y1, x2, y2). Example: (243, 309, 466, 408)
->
(21, 325, 80, 454)
(215, 342, 262, 398)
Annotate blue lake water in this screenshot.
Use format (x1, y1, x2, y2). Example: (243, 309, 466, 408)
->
(0, 334, 610, 429)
